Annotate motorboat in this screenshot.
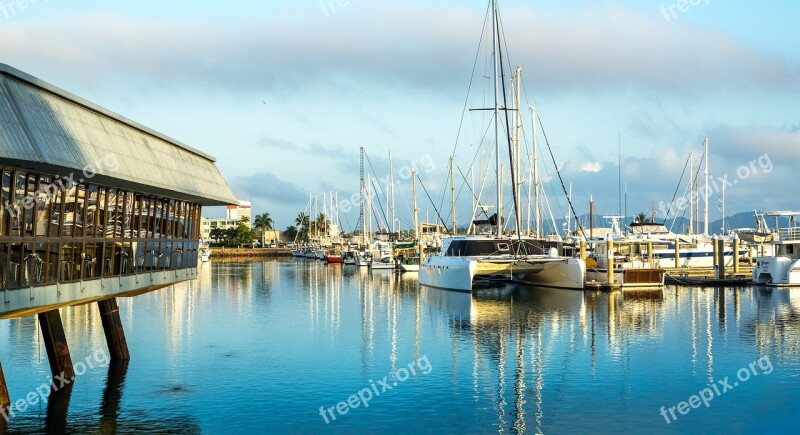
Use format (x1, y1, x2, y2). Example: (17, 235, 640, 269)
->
(753, 211, 800, 286)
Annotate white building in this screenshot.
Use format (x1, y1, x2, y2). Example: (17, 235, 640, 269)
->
(227, 200, 252, 222)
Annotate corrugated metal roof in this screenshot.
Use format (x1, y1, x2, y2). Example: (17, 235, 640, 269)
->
(0, 64, 237, 206)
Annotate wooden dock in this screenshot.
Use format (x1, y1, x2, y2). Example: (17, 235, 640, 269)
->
(664, 265, 753, 287)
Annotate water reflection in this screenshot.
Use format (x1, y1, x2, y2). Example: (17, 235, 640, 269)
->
(1, 260, 799, 432)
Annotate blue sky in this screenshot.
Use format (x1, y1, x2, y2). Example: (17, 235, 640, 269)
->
(2, 0, 798, 232)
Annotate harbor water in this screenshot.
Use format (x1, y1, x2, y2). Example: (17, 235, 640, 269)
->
(0, 259, 798, 434)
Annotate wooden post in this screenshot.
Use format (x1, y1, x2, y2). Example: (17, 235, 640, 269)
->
(647, 241, 654, 267)
(98, 298, 130, 361)
(718, 239, 727, 280)
(0, 361, 10, 408)
(607, 238, 615, 285)
(674, 238, 681, 269)
(418, 243, 425, 265)
(733, 237, 740, 274)
(580, 240, 587, 263)
(38, 310, 75, 380)
(712, 237, 719, 276)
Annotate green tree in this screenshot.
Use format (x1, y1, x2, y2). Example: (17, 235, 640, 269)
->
(232, 218, 256, 248)
(295, 212, 310, 242)
(209, 227, 226, 244)
(253, 212, 274, 246)
(285, 225, 298, 239)
(635, 212, 651, 224)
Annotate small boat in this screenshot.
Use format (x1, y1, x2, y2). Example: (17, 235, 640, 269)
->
(342, 251, 357, 265)
(326, 254, 342, 264)
(199, 248, 211, 263)
(355, 252, 371, 267)
(290, 249, 305, 258)
(398, 255, 420, 272)
(370, 255, 396, 270)
(753, 211, 800, 286)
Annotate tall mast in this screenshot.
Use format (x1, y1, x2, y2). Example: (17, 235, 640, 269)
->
(703, 137, 709, 236)
(360, 147, 366, 241)
(412, 169, 419, 241)
(450, 156, 457, 235)
(513, 66, 522, 237)
(688, 152, 694, 235)
(721, 181, 726, 235)
(531, 106, 541, 238)
(492, 0, 502, 237)
(389, 150, 396, 235)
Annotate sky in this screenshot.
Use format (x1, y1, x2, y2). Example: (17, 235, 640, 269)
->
(1, 0, 798, 234)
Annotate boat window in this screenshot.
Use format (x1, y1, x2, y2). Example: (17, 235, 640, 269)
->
(445, 240, 499, 256)
(496, 243, 509, 251)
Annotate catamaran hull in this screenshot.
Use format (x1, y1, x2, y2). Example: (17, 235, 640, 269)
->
(513, 259, 586, 290)
(753, 256, 800, 286)
(419, 257, 585, 291)
(419, 257, 477, 292)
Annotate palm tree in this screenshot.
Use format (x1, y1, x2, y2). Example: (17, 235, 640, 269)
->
(295, 212, 310, 242)
(285, 225, 298, 239)
(295, 212, 310, 229)
(315, 213, 328, 235)
(635, 212, 650, 224)
(253, 213, 274, 246)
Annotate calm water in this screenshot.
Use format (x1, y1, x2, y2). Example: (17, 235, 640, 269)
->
(0, 259, 798, 434)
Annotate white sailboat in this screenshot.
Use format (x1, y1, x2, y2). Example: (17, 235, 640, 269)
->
(419, 0, 585, 292)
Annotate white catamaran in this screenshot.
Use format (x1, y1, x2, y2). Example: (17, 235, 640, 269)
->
(419, 0, 585, 292)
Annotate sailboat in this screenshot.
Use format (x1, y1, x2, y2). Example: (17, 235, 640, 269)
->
(419, 0, 585, 292)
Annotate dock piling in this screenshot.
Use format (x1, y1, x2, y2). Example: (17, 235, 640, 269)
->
(38, 309, 75, 380)
(0, 361, 10, 408)
(98, 298, 131, 361)
(674, 238, 681, 269)
(607, 238, 615, 285)
(733, 237, 740, 274)
(580, 240, 587, 264)
(647, 241, 654, 267)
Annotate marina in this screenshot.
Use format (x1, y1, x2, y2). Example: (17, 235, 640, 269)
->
(1, 0, 798, 433)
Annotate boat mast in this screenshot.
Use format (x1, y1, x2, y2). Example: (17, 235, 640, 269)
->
(360, 147, 366, 242)
(703, 137, 709, 236)
(721, 181, 726, 235)
(531, 106, 541, 238)
(688, 152, 694, 236)
(389, 150, 396, 235)
(450, 156, 457, 236)
(513, 67, 522, 237)
(412, 169, 419, 241)
(492, 0, 502, 237)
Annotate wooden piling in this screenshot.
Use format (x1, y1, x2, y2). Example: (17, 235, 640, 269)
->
(98, 298, 130, 361)
(716, 239, 726, 280)
(38, 310, 75, 380)
(733, 237, 740, 274)
(580, 240, 587, 263)
(607, 238, 615, 285)
(674, 238, 681, 269)
(0, 361, 10, 408)
(647, 241, 654, 267)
